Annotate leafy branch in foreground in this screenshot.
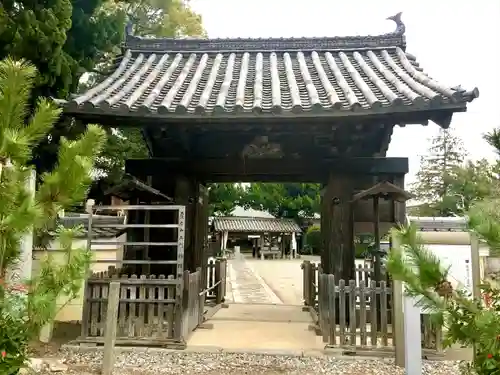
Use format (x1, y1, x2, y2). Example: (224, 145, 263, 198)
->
(387, 223, 500, 375)
(0, 57, 106, 374)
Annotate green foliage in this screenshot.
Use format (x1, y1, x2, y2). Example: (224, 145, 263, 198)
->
(241, 183, 321, 220)
(0, 58, 106, 374)
(0, 0, 73, 97)
(207, 183, 245, 216)
(468, 199, 500, 257)
(0, 287, 32, 374)
(304, 225, 321, 254)
(124, 0, 206, 38)
(411, 128, 465, 216)
(412, 127, 500, 218)
(207, 183, 321, 222)
(447, 159, 499, 214)
(93, 128, 149, 194)
(0, 0, 205, 190)
(388, 223, 500, 375)
(484, 128, 500, 157)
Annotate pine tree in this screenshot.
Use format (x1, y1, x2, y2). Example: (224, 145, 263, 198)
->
(388, 224, 500, 374)
(0, 58, 106, 373)
(411, 128, 465, 216)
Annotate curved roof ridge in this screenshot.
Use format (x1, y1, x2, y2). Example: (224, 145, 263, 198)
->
(219, 216, 296, 221)
(124, 13, 406, 52)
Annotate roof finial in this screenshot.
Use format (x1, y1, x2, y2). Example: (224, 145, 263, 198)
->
(386, 12, 405, 35)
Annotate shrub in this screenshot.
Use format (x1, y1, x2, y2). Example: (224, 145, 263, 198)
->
(388, 223, 500, 375)
(305, 225, 321, 255)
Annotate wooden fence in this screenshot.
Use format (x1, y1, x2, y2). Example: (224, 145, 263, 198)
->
(181, 268, 204, 339)
(303, 261, 381, 308)
(80, 270, 183, 346)
(79, 260, 227, 347)
(302, 261, 442, 353)
(206, 257, 227, 304)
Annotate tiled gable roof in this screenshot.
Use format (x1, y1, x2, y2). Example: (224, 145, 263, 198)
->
(64, 15, 478, 120)
(213, 217, 301, 233)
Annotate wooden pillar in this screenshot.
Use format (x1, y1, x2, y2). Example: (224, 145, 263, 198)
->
(320, 174, 355, 280)
(196, 184, 209, 283)
(391, 174, 406, 367)
(392, 175, 406, 225)
(193, 183, 204, 270)
(373, 197, 381, 282)
(175, 176, 195, 272)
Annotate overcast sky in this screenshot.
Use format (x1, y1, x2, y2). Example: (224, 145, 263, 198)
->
(190, 0, 499, 183)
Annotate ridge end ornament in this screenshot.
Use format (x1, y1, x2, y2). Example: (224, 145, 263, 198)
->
(386, 12, 405, 36)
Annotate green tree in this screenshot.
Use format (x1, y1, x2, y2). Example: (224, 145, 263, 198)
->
(304, 225, 321, 255)
(91, 128, 149, 197)
(207, 183, 244, 216)
(484, 128, 500, 157)
(241, 183, 321, 220)
(124, 0, 206, 37)
(0, 58, 106, 374)
(411, 129, 466, 216)
(0, 0, 205, 189)
(430, 128, 500, 217)
(0, 0, 125, 179)
(446, 159, 499, 214)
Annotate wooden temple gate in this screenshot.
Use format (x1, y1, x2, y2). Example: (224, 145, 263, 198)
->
(59, 12, 477, 361)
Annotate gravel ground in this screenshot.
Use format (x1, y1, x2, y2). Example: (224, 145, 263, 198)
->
(36, 347, 465, 375)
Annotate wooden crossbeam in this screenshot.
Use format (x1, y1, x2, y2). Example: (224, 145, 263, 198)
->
(126, 157, 408, 183)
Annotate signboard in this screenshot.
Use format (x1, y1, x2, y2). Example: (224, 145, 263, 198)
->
(426, 244, 472, 295)
(404, 244, 472, 315)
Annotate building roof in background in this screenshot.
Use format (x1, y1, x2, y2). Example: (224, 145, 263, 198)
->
(407, 216, 467, 232)
(59, 213, 126, 238)
(213, 216, 301, 233)
(230, 206, 275, 218)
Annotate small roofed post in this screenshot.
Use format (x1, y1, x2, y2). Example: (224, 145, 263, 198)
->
(351, 181, 413, 281)
(351, 181, 412, 330)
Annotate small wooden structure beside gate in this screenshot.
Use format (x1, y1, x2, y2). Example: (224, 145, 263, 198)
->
(77, 204, 227, 347)
(302, 260, 442, 354)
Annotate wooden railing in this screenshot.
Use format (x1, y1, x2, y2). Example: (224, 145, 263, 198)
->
(205, 257, 227, 304)
(302, 260, 321, 308)
(302, 261, 443, 354)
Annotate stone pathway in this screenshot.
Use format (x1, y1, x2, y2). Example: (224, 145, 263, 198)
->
(226, 256, 282, 304)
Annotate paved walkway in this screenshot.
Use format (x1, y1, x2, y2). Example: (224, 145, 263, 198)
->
(188, 257, 320, 351)
(226, 256, 282, 304)
(245, 258, 306, 305)
(188, 303, 321, 351)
